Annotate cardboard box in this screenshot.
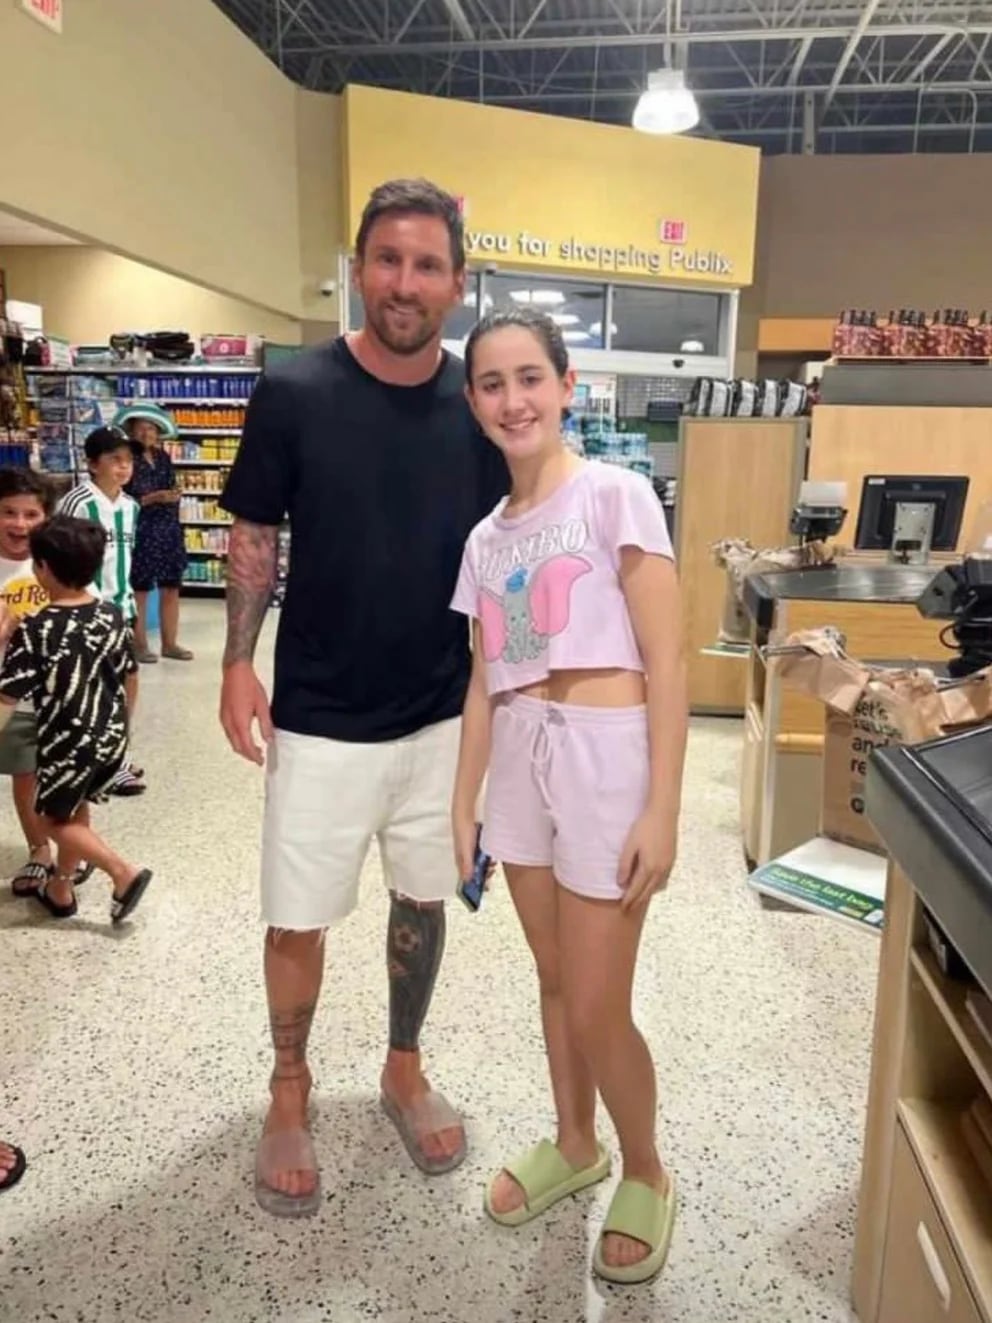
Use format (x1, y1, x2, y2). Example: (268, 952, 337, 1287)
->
(775, 630, 992, 853)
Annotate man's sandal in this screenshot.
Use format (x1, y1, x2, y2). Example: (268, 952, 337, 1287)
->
(254, 1128, 321, 1219)
(592, 1175, 678, 1285)
(484, 1139, 611, 1227)
(380, 1088, 467, 1176)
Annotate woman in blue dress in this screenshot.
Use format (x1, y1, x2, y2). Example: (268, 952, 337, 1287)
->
(117, 404, 193, 663)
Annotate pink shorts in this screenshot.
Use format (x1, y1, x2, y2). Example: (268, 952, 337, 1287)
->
(481, 693, 650, 901)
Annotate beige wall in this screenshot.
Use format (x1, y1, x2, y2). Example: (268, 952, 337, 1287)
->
(754, 155, 992, 319)
(2, 0, 302, 316)
(296, 91, 344, 327)
(0, 247, 303, 345)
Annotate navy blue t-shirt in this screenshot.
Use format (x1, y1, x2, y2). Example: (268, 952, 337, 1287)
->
(221, 337, 508, 743)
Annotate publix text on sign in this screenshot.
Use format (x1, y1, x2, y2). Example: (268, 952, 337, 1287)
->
(464, 228, 732, 277)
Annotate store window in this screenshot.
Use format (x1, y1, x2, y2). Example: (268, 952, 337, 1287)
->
(483, 274, 607, 350)
(610, 285, 722, 355)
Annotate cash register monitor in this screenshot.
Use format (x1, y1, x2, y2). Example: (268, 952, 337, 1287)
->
(854, 474, 969, 554)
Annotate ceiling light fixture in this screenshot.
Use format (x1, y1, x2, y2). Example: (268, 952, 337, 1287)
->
(632, 69, 700, 136)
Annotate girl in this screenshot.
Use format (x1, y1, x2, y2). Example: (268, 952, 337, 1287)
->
(117, 404, 192, 663)
(450, 308, 687, 1286)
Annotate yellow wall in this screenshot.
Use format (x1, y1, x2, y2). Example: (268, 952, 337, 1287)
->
(296, 91, 345, 325)
(0, 247, 303, 345)
(343, 86, 759, 288)
(1, 0, 302, 316)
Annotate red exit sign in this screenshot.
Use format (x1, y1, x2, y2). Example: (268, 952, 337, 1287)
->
(658, 219, 687, 244)
(21, 0, 63, 33)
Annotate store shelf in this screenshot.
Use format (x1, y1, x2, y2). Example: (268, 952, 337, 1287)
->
(181, 581, 225, 591)
(176, 490, 224, 498)
(185, 547, 228, 557)
(29, 364, 258, 374)
(172, 459, 234, 468)
(181, 519, 232, 527)
(911, 948, 992, 1099)
(119, 397, 249, 406)
(177, 428, 243, 436)
(897, 1097, 992, 1313)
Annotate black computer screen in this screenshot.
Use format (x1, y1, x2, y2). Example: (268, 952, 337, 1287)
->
(854, 474, 969, 552)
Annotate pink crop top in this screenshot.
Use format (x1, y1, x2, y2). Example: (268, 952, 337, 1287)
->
(450, 460, 674, 696)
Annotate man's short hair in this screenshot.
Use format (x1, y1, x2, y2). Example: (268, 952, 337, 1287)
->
(354, 178, 465, 273)
(30, 515, 106, 590)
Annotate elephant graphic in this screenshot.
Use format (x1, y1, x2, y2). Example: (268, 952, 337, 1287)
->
(479, 555, 592, 665)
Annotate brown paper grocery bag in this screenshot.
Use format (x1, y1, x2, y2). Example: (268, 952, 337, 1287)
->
(710, 542, 844, 646)
(775, 629, 992, 853)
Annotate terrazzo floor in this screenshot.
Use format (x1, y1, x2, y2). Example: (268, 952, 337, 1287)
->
(0, 602, 877, 1323)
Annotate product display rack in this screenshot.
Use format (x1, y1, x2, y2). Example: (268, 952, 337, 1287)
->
(25, 364, 263, 597)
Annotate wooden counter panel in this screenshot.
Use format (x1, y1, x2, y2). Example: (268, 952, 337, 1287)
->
(678, 418, 805, 713)
(809, 406, 992, 549)
(781, 599, 949, 666)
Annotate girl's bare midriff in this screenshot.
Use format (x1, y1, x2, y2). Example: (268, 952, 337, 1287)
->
(516, 666, 646, 707)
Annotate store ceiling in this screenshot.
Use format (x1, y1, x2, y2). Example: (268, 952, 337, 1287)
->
(212, 0, 992, 154)
(0, 212, 79, 246)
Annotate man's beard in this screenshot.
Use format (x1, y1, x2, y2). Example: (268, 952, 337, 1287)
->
(365, 300, 441, 357)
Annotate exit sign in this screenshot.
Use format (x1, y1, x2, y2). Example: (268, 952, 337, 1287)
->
(659, 219, 687, 244)
(21, 0, 63, 33)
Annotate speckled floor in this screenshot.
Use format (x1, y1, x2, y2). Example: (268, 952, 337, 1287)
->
(0, 602, 876, 1323)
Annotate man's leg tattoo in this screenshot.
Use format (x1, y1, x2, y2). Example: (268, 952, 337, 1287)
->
(270, 1000, 317, 1085)
(387, 895, 446, 1052)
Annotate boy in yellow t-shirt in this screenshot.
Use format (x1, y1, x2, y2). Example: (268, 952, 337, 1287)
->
(0, 467, 61, 896)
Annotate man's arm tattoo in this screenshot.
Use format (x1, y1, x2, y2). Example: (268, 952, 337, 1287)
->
(223, 518, 278, 667)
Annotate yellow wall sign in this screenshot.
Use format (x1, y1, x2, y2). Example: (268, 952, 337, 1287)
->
(343, 85, 760, 288)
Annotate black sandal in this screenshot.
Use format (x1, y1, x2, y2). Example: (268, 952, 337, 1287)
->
(33, 880, 78, 919)
(0, 1144, 26, 1194)
(11, 857, 53, 899)
(111, 868, 153, 926)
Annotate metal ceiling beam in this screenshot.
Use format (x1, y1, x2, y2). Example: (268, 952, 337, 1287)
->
(790, 35, 813, 83)
(280, 23, 992, 59)
(517, 0, 549, 41)
(474, 78, 992, 103)
(391, 0, 429, 45)
(905, 31, 957, 83)
(440, 0, 475, 41)
(823, 0, 881, 111)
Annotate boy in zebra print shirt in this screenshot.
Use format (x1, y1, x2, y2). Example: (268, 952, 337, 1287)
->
(0, 515, 152, 924)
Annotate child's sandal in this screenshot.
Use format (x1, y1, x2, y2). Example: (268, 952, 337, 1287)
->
(484, 1139, 610, 1227)
(32, 880, 77, 920)
(592, 1174, 677, 1285)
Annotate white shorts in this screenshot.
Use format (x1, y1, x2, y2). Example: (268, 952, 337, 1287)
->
(260, 718, 461, 929)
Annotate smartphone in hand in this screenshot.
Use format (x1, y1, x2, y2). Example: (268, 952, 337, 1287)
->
(457, 824, 492, 914)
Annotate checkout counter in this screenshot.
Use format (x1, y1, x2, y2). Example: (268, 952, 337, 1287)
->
(739, 560, 948, 868)
(854, 727, 992, 1323)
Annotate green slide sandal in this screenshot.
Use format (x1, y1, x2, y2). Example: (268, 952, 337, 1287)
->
(484, 1138, 611, 1227)
(592, 1175, 678, 1285)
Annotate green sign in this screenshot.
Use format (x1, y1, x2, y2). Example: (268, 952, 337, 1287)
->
(751, 861, 884, 930)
